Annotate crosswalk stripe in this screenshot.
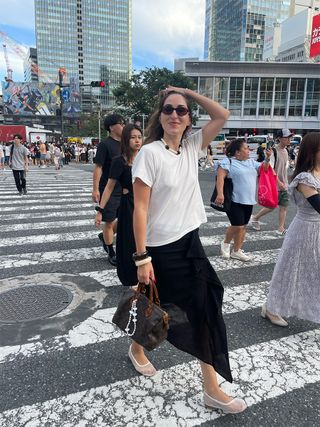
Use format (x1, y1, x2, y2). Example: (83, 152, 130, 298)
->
(0, 196, 93, 206)
(2, 219, 94, 232)
(0, 281, 269, 364)
(0, 245, 280, 271)
(0, 329, 319, 426)
(0, 202, 95, 212)
(1, 209, 94, 221)
(0, 229, 281, 248)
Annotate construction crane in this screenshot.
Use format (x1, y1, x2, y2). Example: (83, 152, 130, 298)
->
(0, 29, 53, 83)
(2, 43, 13, 81)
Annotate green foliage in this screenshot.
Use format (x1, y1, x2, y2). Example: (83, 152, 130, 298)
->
(65, 114, 108, 139)
(112, 67, 197, 122)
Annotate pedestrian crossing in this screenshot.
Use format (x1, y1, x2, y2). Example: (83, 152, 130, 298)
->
(0, 166, 319, 426)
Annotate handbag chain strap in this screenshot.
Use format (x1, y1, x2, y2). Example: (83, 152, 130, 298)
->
(124, 299, 138, 336)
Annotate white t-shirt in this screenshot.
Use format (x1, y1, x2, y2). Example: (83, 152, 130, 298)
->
(132, 130, 207, 247)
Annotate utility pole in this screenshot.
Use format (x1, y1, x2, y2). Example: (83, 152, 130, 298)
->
(58, 69, 64, 143)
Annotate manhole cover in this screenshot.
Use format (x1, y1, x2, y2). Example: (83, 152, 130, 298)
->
(0, 285, 73, 323)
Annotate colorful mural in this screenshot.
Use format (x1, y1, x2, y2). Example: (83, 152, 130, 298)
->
(1, 78, 81, 116)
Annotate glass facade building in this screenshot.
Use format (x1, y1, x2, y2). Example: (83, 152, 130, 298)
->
(35, 0, 131, 108)
(176, 60, 320, 133)
(205, 0, 291, 61)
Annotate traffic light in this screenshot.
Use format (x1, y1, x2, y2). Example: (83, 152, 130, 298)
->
(90, 81, 105, 87)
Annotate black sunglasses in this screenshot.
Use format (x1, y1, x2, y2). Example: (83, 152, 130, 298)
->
(161, 104, 189, 117)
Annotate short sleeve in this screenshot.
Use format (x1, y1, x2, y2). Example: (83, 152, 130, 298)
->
(132, 146, 156, 188)
(250, 159, 261, 170)
(94, 141, 108, 166)
(186, 130, 207, 158)
(109, 156, 124, 180)
(219, 157, 231, 172)
(289, 172, 318, 195)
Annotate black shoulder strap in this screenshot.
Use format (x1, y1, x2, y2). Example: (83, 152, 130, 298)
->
(10, 144, 14, 160)
(273, 147, 277, 169)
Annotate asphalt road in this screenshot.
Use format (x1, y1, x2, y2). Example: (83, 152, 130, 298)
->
(0, 163, 319, 427)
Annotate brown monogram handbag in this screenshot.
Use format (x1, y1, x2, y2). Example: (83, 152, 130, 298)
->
(112, 280, 169, 351)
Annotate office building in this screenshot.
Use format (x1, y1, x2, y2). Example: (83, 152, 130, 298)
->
(23, 48, 39, 82)
(175, 59, 320, 134)
(35, 0, 132, 109)
(264, 1, 320, 62)
(204, 0, 291, 61)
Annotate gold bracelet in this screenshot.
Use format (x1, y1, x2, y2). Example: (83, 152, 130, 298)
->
(135, 256, 152, 267)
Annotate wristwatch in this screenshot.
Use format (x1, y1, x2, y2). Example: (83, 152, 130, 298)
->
(95, 206, 104, 213)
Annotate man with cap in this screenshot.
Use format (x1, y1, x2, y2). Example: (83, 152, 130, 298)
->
(249, 129, 293, 236)
(92, 114, 125, 265)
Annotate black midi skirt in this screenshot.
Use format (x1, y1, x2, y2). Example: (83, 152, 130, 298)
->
(148, 229, 232, 383)
(116, 192, 137, 286)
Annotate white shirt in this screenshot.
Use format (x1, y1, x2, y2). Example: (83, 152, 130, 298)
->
(132, 130, 207, 246)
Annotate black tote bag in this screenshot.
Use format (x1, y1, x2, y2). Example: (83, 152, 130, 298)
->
(210, 158, 233, 213)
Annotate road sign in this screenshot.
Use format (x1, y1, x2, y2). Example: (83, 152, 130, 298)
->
(62, 89, 70, 102)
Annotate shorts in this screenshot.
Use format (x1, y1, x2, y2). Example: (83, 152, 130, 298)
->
(40, 154, 46, 160)
(226, 201, 253, 226)
(278, 190, 289, 207)
(100, 191, 120, 222)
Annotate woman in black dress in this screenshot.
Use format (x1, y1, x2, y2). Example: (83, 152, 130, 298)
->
(131, 86, 247, 414)
(95, 124, 142, 285)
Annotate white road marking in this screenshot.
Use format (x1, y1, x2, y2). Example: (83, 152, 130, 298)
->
(0, 202, 95, 212)
(0, 329, 319, 426)
(0, 229, 281, 247)
(0, 281, 269, 365)
(0, 243, 280, 270)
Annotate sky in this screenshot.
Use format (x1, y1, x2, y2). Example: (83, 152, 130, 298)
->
(0, 0, 205, 84)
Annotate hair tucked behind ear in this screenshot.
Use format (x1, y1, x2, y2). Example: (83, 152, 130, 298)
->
(144, 90, 193, 144)
(121, 123, 142, 164)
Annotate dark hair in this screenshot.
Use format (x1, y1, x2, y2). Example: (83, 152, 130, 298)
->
(225, 138, 245, 157)
(144, 90, 193, 144)
(121, 123, 142, 164)
(13, 134, 23, 140)
(292, 133, 320, 179)
(104, 114, 124, 132)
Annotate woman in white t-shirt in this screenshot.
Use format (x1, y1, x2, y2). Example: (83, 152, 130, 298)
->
(131, 86, 247, 414)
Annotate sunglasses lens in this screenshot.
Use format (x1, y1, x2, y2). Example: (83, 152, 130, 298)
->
(176, 107, 189, 116)
(162, 105, 174, 115)
(161, 105, 189, 116)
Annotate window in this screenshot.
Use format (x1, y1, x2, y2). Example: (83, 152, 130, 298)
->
(259, 78, 274, 116)
(243, 77, 258, 115)
(274, 78, 288, 116)
(289, 78, 304, 116)
(305, 79, 320, 117)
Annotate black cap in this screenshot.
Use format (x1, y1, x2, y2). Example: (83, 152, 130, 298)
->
(104, 114, 124, 131)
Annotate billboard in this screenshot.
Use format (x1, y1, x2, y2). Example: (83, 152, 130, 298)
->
(1, 78, 81, 116)
(310, 13, 320, 58)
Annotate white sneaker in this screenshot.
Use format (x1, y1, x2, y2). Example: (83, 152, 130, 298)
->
(220, 241, 231, 259)
(230, 249, 251, 262)
(249, 215, 260, 231)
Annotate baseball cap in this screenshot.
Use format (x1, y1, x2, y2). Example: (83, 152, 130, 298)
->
(276, 129, 294, 138)
(104, 114, 125, 131)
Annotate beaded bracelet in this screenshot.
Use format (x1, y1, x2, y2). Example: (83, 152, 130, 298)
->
(132, 251, 149, 262)
(135, 256, 152, 267)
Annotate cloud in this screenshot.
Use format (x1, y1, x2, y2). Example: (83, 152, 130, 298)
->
(0, 0, 205, 87)
(0, 0, 35, 30)
(132, 0, 205, 68)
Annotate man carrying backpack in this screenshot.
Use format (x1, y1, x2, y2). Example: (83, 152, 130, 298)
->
(9, 134, 29, 195)
(249, 129, 293, 235)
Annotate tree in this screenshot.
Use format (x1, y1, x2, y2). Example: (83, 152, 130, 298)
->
(112, 67, 197, 122)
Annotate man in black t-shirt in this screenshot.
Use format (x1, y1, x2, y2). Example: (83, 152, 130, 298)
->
(92, 114, 124, 266)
